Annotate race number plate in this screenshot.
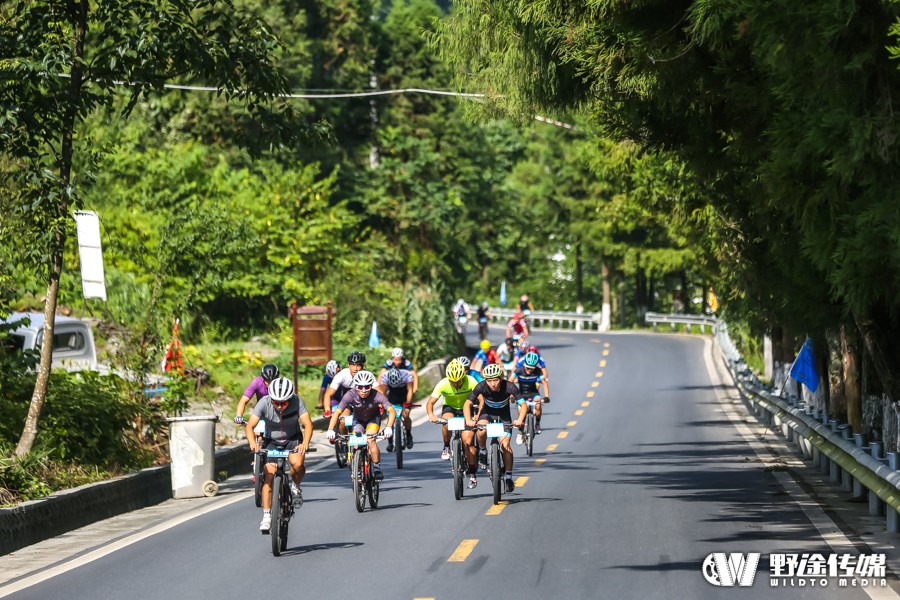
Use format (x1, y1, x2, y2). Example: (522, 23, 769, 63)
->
(486, 422, 507, 438)
(447, 417, 466, 431)
(348, 435, 368, 447)
(267, 449, 290, 458)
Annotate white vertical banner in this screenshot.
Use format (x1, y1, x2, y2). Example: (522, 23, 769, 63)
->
(73, 210, 107, 301)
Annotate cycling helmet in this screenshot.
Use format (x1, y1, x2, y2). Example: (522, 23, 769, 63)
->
(268, 377, 294, 401)
(353, 370, 377, 387)
(481, 301, 488, 308)
(347, 351, 366, 365)
(391, 347, 404, 358)
(325, 360, 340, 376)
(527, 345, 538, 354)
(524, 352, 540, 367)
(479, 339, 491, 351)
(386, 368, 405, 388)
(513, 311, 523, 319)
(482, 364, 504, 379)
(445, 359, 466, 382)
(457, 298, 464, 304)
(521, 294, 528, 301)
(457, 356, 471, 369)
(261, 363, 279, 380)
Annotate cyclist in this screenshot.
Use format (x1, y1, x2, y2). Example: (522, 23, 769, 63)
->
(452, 298, 470, 319)
(516, 344, 550, 381)
(509, 351, 550, 441)
(245, 377, 314, 533)
(234, 363, 279, 424)
(426, 359, 478, 463)
(377, 347, 419, 394)
(317, 359, 341, 415)
(324, 351, 367, 439)
(470, 339, 499, 382)
(377, 367, 414, 452)
(505, 311, 529, 343)
(519, 294, 535, 315)
(476, 301, 492, 338)
(325, 370, 396, 481)
(465, 363, 526, 492)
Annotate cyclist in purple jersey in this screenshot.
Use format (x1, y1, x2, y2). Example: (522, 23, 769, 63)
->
(234, 363, 279, 424)
(326, 370, 396, 480)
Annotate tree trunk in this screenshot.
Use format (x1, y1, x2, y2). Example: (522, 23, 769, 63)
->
(575, 242, 583, 307)
(680, 270, 689, 314)
(16, 0, 88, 458)
(600, 258, 611, 331)
(854, 309, 900, 405)
(842, 325, 862, 433)
(635, 268, 648, 325)
(826, 329, 845, 420)
(701, 281, 709, 314)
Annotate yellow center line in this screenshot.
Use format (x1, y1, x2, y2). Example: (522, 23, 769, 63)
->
(594, 371, 603, 377)
(604, 342, 610, 348)
(485, 502, 508, 516)
(591, 381, 599, 388)
(586, 391, 595, 398)
(448, 539, 479, 562)
(575, 409, 584, 416)
(591, 338, 601, 343)
(557, 431, 569, 439)
(600, 360, 607, 367)
(547, 444, 558, 451)
(515, 476, 529, 487)
(535, 458, 546, 465)
(581, 401, 590, 407)
(602, 350, 610, 356)
(567, 420, 577, 427)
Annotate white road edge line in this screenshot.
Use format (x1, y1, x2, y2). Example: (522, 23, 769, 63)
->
(0, 457, 336, 598)
(702, 337, 900, 600)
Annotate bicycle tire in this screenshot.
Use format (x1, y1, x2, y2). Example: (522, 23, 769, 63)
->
(451, 436, 464, 500)
(279, 485, 290, 552)
(394, 419, 404, 469)
(253, 453, 264, 507)
(352, 450, 366, 513)
(367, 454, 380, 509)
(271, 474, 283, 556)
(525, 413, 535, 457)
(335, 438, 348, 469)
(490, 442, 501, 505)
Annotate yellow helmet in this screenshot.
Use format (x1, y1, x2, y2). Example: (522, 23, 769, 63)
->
(480, 339, 491, 351)
(446, 359, 466, 382)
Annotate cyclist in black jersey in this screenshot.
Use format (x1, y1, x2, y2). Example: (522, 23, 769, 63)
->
(509, 351, 550, 441)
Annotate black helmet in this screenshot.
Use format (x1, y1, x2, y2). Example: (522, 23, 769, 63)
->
(347, 351, 367, 365)
(261, 363, 279, 380)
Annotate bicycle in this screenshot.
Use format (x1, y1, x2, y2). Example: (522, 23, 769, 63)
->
(521, 397, 542, 457)
(478, 315, 489, 339)
(336, 430, 388, 512)
(476, 419, 513, 505)
(236, 416, 266, 507)
(390, 402, 420, 470)
(437, 417, 472, 500)
(257, 445, 316, 557)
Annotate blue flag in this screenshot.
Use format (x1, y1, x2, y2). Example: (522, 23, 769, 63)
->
(368, 321, 380, 348)
(789, 337, 819, 393)
(499, 281, 507, 306)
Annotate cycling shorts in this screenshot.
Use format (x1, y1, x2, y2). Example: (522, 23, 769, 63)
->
(352, 419, 381, 435)
(440, 406, 466, 418)
(263, 438, 300, 461)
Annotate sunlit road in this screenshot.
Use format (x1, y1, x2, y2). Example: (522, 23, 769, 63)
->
(3, 331, 880, 599)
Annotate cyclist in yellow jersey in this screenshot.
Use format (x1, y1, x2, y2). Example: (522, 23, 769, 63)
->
(427, 359, 478, 461)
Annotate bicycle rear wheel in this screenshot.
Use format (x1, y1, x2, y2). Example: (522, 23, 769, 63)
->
(352, 450, 366, 512)
(525, 413, 535, 457)
(279, 489, 290, 552)
(451, 436, 463, 500)
(253, 453, 264, 507)
(271, 474, 283, 556)
(394, 419, 404, 469)
(367, 456, 380, 509)
(335, 438, 348, 469)
(490, 443, 501, 505)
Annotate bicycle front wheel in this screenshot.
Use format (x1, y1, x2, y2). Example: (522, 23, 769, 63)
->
(490, 442, 501, 505)
(525, 413, 535, 457)
(271, 474, 283, 556)
(451, 436, 463, 500)
(394, 419, 404, 469)
(253, 453, 264, 507)
(352, 450, 366, 512)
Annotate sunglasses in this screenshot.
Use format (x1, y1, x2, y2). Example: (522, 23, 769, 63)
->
(272, 400, 289, 407)
(356, 385, 372, 391)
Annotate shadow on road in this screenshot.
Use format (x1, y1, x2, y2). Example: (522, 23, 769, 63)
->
(281, 541, 364, 556)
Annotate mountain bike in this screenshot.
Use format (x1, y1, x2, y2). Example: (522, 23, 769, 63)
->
(437, 417, 471, 500)
(337, 430, 388, 512)
(257, 445, 316, 557)
(478, 315, 489, 339)
(522, 397, 542, 457)
(390, 402, 419, 469)
(477, 419, 513, 505)
(334, 428, 349, 469)
(236, 416, 266, 507)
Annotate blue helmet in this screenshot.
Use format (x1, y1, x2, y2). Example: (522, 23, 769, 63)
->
(524, 352, 540, 367)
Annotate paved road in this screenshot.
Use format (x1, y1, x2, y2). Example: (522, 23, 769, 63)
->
(2, 332, 892, 599)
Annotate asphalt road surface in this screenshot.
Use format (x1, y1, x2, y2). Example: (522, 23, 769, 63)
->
(3, 331, 894, 599)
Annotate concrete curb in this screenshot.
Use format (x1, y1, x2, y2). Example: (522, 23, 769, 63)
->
(0, 356, 450, 557)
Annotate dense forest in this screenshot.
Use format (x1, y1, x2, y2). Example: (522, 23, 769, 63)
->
(3, 0, 900, 499)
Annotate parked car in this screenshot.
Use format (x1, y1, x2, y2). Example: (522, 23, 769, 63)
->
(2, 312, 98, 372)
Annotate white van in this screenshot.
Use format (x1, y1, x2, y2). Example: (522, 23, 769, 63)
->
(3, 312, 98, 372)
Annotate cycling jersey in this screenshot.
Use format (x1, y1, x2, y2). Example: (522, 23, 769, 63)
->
(477, 306, 490, 321)
(430, 375, 478, 410)
(467, 380, 522, 422)
(328, 369, 356, 405)
(472, 348, 499, 367)
(379, 369, 413, 405)
(252, 395, 308, 445)
(381, 358, 414, 371)
(243, 376, 269, 401)
(336, 389, 392, 425)
(507, 318, 526, 335)
(513, 365, 543, 396)
(320, 373, 334, 391)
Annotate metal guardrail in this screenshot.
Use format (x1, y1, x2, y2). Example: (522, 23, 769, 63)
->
(645, 311, 718, 333)
(715, 322, 900, 533)
(476, 306, 601, 332)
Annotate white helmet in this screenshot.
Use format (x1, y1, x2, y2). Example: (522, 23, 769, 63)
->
(391, 347, 404, 358)
(325, 359, 340, 376)
(386, 368, 405, 388)
(353, 370, 377, 388)
(457, 298, 464, 304)
(457, 356, 471, 369)
(268, 377, 294, 401)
